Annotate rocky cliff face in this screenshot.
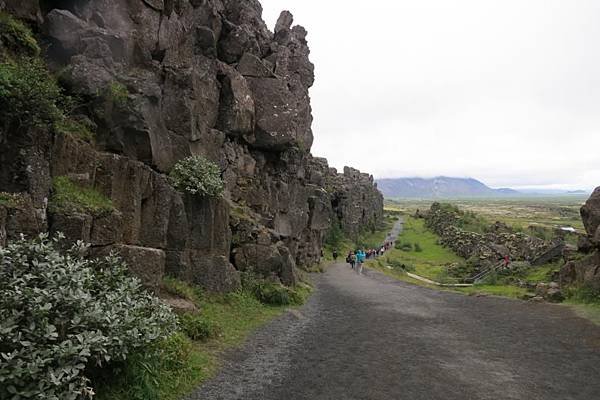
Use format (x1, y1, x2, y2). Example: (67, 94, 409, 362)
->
(560, 187, 600, 289)
(0, 0, 383, 291)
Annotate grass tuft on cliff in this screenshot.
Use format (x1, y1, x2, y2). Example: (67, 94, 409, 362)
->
(49, 176, 115, 216)
(0, 12, 40, 58)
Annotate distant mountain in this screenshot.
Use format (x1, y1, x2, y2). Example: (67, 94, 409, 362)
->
(375, 177, 520, 199)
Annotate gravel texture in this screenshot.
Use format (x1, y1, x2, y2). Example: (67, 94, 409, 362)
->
(189, 263, 600, 400)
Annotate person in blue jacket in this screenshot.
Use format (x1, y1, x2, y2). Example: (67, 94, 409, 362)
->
(356, 249, 366, 275)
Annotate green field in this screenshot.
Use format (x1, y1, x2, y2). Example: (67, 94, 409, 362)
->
(371, 217, 464, 282)
(385, 196, 587, 233)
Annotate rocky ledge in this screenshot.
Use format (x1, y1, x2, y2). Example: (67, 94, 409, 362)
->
(0, 0, 383, 292)
(560, 187, 600, 290)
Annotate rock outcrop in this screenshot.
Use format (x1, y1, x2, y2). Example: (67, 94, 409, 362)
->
(425, 203, 560, 268)
(560, 187, 600, 289)
(0, 1, 383, 292)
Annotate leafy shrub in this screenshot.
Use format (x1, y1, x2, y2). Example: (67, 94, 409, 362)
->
(414, 243, 423, 252)
(395, 242, 413, 252)
(0, 58, 63, 131)
(93, 332, 193, 400)
(324, 221, 344, 249)
(564, 283, 600, 304)
(49, 176, 115, 216)
(241, 273, 306, 306)
(179, 313, 220, 342)
(0, 234, 178, 399)
(169, 155, 224, 197)
(0, 12, 40, 58)
(387, 258, 415, 272)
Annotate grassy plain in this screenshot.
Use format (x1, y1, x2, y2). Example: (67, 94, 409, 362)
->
(385, 196, 587, 232)
(378, 197, 600, 324)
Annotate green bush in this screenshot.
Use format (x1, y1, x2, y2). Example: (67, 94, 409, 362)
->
(0, 12, 40, 58)
(414, 243, 423, 252)
(564, 283, 600, 304)
(0, 234, 178, 399)
(395, 242, 413, 252)
(179, 313, 220, 342)
(0, 58, 63, 130)
(49, 176, 115, 216)
(94, 332, 193, 400)
(169, 155, 224, 197)
(324, 221, 344, 249)
(241, 273, 306, 306)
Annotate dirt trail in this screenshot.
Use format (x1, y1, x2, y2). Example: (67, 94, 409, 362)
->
(385, 217, 404, 244)
(189, 259, 600, 400)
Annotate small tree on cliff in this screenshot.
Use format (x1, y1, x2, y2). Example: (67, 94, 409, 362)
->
(169, 155, 224, 197)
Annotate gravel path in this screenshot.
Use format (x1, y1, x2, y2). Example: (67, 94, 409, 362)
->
(385, 217, 404, 244)
(189, 220, 600, 399)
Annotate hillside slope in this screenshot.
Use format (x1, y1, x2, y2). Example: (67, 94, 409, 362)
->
(376, 177, 519, 198)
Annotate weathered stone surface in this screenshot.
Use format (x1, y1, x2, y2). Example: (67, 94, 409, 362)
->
(95, 244, 166, 290)
(559, 188, 600, 290)
(91, 211, 124, 247)
(247, 76, 313, 151)
(237, 52, 274, 78)
(233, 241, 297, 286)
(49, 212, 93, 245)
(217, 63, 255, 139)
(581, 187, 600, 246)
(166, 250, 241, 293)
(560, 251, 600, 289)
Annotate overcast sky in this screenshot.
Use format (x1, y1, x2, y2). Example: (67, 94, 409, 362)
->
(261, 0, 600, 190)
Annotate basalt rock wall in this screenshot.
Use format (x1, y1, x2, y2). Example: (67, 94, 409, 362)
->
(0, 0, 383, 291)
(560, 187, 600, 289)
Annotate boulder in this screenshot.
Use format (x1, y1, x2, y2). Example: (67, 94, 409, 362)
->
(236, 52, 274, 78)
(246, 76, 313, 151)
(560, 251, 600, 289)
(49, 212, 93, 245)
(581, 187, 600, 247)
(95, 244, 165, 290)
(217, 63, 256, 139)
(233, 242, 298, 286)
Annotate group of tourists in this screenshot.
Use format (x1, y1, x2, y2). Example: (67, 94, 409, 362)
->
(334, 240, 395, 275)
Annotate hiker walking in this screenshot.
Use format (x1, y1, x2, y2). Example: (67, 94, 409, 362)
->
(356, 249, 366, 275)
(503, 254, 511, 269)
(333, 249, 338, 260)
(347, 251, 356, 270)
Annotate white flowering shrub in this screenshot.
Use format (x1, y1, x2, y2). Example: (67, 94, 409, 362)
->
(0, 234, 178, 399)
(169, 155, 224, 197)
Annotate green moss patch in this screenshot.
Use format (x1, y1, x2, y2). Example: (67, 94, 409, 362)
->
(49, 176, 114, 216)
(54, 117, 95, 142)
(0, 12, 40, 58)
